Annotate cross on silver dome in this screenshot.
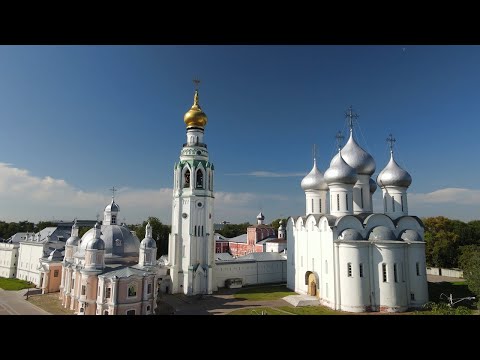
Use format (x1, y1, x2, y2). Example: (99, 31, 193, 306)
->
(109, 186, 117, 200)
(345, 105, 359, 132)
(387, 133, 396, 153)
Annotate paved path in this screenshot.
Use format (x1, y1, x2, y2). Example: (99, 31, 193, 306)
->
(0, 288, 50, 315)
(159, 287, 291, 315)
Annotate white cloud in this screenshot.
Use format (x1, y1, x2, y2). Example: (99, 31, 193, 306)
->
(0, 163, 296, 225)
(409, 188, 480, 205)
(225, 171, 306, 178)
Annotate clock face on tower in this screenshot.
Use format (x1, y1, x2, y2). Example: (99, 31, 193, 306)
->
(197, 201, 203, 208)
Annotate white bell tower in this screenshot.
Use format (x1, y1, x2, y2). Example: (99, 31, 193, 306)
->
(168, 81, 215, 296)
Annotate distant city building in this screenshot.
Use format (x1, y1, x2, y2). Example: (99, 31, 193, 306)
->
(0, 242, 19, 278)
(215, 213, 286, 256)
(16, 225, 71, 289)
(0, 222, 96, 285)
(287, 109, 428, 313)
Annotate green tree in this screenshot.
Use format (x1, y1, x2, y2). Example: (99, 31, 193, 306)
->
(423, 216, 461, 267)
(270, 218, 288, 231)
(78, 227, 90, 238)
(459, 245, 480, 298)
(133, 217, 171, 258)
(217, 223, 250, 238)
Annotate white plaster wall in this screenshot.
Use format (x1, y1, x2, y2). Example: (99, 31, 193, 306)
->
(329, 184, 354, 217)
(17, 243, 44, 286)
(381, 186, 408, 220)
(408, 243, 428, 307)
(213, 260, 286, 288)
(0, 244, 18, 278)
(353, 175, 372, 214)
(305, 190, 327, 215)
(286, 218, 296, 291)
(338, 242, 370, 312)
(320, 220, 334, 307)
(372, 243, 408, 312)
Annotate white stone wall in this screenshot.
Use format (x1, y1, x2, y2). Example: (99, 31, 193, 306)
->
(213, 260, 286, 289)
(337, 242, 370, 312)
(372, 243, 408, 312)
(0, 243, 19, 278)
(17, 242, 44, 286)
(426, 267, 463, 278)
(408, 243, 429, 307)
(353, 174, 372, 214)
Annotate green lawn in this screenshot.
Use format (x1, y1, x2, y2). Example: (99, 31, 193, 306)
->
(0, 277, 35, 291)
(428, 281, 476, 308)
(233, 285, 296, 301)
(28, 293, 74, 315)
(277, 305, 344, 315)
(229, 306, 292, 315)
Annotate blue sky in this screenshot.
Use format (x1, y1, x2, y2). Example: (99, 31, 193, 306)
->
(0, 45, 479, 224)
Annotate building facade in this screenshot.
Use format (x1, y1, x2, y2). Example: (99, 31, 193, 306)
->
(215, 214, 285, 256)
(287, 111, 428, 313)
(59, 199, 161, 315)
(0, 242, 19, 278)
(16, 226, 71, 286)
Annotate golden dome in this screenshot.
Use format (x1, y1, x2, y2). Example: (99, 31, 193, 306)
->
(184, 90, 208, 128)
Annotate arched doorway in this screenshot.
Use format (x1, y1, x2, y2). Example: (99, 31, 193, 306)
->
(307, 273, 316, 296)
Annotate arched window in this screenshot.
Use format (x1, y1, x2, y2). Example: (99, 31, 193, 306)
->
(337, 194, 340, 211)
(319, 199, 322, 213)
(401, 195, 404, 212)
(128, 284, 137, 297)
(347, 263, 352, 277)
(184, 169, 190, 188)
(392, 196, 396, 212)
(382, 263, 387, 282)
(346, 194, 348, 211)
(360, 188, 364, 208)
(311, 198, 314, 213)
(196, 169, 204, 189)
(111, 215, 116, 224)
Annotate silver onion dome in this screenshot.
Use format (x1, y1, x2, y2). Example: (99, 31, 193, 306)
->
(341, 132, 376, 176)
(257, 212, 265, 221)
(301, 159, 328, 191)
(140, 237, 156, 249)
(377, 153, 412, 188)
(324, 151, 358, 185)
(86, 238, 105, 250)
(141, 223, 157, 250)
(105, 198, 120, 212)
(369, 178, 377, 194)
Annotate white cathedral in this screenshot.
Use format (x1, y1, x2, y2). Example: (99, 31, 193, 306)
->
(286, 108, 429, 312)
